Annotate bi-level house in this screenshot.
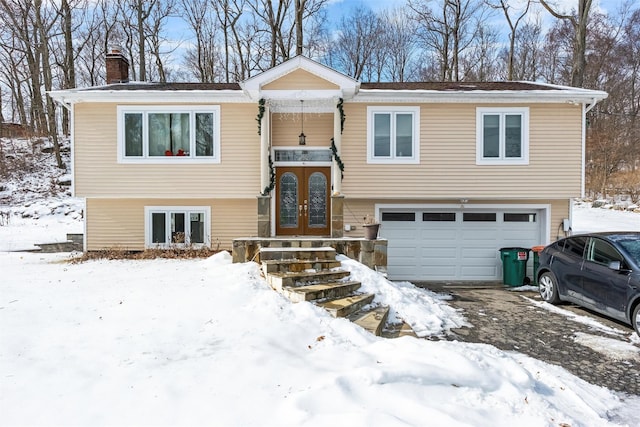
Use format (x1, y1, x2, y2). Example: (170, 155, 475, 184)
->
(49, 52, 607, 281)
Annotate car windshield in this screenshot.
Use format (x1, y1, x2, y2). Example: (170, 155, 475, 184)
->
(618, 239, 640, 265)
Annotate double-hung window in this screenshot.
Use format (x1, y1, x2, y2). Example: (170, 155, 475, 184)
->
(145, 206, 211, 248)
(367, 106, 420, 164)
(476, 107, 529, 165)
(118, 106, 220, 163)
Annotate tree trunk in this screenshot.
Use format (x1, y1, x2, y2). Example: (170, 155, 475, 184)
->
(35, 0, 64, 169)
(295, 0, 303, 55)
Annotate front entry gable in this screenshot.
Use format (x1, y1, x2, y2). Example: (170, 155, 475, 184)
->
(240, 55, 360, 101)
(262, 68, 339, 91)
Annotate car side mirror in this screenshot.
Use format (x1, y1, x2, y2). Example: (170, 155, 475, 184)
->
(608, 260, 630, 273)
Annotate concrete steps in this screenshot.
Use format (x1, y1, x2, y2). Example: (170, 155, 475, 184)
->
(261, 259, 341, 274)
(31, 233, 83, 253)
(281, 281, 362, 303)
(317, 293, 375, 317)
(266, 269, 351, 291)
(259, 247, 408, 337)
(349, 306, 390, 336)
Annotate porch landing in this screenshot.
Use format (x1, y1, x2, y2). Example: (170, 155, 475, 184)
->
(232, 237, 387, 273)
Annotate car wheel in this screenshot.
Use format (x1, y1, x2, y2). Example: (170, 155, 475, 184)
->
(539, 272, 560, 304)
(633, 304, 640, 338)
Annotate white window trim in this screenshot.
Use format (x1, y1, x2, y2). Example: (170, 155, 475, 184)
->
(117, 105, 221, 164)
(144, 206, 211, 248)
(367, 106, 420, 164)
(476, 107, 529, 165)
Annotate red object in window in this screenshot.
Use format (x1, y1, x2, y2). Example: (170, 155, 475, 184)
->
(176, 149, 186, 156)
(165, 150, 173, 156)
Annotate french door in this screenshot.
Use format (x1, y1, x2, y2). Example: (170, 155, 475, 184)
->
(275, 167, 331, 236)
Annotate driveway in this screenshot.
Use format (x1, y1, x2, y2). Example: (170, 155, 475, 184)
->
(415, 282, 640, 396)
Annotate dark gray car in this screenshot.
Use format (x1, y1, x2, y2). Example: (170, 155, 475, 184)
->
(535, 232, 640, 337)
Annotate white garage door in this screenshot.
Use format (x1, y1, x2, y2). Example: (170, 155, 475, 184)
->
(381, 208, 544, 281)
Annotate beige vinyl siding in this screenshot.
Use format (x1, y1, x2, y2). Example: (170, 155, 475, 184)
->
(263, 69, 339, 90)
(86, 198, 255, 251)
(271, 113, 333, 147)
(342, 198, 570, 244)
(341, 103, 583, 199)
(74, 103, 260, 198)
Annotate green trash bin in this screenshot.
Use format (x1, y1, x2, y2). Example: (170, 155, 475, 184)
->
(499, 247, 530, 287)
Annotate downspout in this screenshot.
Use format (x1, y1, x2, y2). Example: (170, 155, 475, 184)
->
(581, 97, 600, 199)
(260, 104, 270, 191)
(332, 103, 342, 195)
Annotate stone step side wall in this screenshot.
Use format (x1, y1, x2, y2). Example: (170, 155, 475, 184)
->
(232, 238, 387, 271)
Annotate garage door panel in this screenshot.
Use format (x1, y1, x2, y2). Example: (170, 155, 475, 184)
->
(422, 247, 456, 258)
(461, 248, 497, 260)
(390, 247, 420, 257)
(384, 207, 543, 281)
(391, 257, 421, 266)
(502, 228, 538, 239)
(421, 228, 457, 237)
(461, 230, 500, 241)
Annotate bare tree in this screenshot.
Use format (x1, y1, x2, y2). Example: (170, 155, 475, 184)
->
(539, 0, 592, 87)
(74, 0, 122, 86)
(146, 0, 177, 83)
(537, 18, 573, 85)
(485, 0, 531, 80)
(510, 20, 542, 80)
(0, 31, 29, 127)
(331, 6, 383, 80)
(294, 0, 328, 57)
(583, 5, 640, 197)
(248, 0, 293, 67)
(460, 23, 500, 80)
(35, 0, 65, 168)
(409, 0, 486, 81)
(380, 8, 418, 82)
(180, 0, 222, 82)
(0, 0, 46, 133)
(213, 0, 246, 82)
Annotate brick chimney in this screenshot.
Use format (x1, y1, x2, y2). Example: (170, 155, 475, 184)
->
(106, 47, 130, 84)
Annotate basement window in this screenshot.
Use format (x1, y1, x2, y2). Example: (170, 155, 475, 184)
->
(145, 206, 210, 248)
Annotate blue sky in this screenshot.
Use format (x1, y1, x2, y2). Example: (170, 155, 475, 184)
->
(326, 0, 622, 18)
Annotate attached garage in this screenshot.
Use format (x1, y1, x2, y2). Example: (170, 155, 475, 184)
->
(379, 205, 549, 281)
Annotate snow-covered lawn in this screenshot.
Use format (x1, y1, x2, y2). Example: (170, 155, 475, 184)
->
(2, 251, 639, 427)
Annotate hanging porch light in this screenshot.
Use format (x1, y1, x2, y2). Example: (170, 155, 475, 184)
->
(298, 100, 306, 145)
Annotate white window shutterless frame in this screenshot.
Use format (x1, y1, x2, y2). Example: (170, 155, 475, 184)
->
(476, 107, 529, 165)
(144, 206, 211, 248)
(367, 106, 420, 164)
(117, 106, 220, 164)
